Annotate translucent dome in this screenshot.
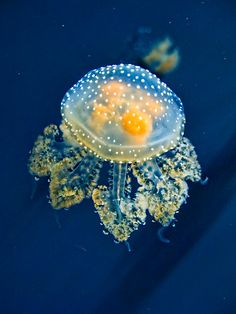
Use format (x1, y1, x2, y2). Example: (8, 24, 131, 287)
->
(61, 64, 185, 162)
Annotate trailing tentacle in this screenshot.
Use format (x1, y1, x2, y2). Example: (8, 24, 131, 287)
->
(92, 163, 147, 243)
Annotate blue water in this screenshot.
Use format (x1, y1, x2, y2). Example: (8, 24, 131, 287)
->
(0, 0, 235, 313)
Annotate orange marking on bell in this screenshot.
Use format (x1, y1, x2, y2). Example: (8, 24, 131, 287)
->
(122, 109, 152, 137)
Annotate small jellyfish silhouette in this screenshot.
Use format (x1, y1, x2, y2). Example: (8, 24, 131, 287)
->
(28, 64, 202, 247)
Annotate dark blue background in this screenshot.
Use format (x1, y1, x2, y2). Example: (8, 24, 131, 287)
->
(0, 0, 235, 313)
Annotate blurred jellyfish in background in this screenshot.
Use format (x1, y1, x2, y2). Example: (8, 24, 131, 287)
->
(124, 27, 180, 75)
(141, 37, 180, 74)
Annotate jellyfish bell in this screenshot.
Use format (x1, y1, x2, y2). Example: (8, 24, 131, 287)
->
(60, 64, 185, 162)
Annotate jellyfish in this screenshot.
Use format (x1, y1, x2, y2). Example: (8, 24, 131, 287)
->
(28, 64, 202, 247)
(141, 37, 180, 75)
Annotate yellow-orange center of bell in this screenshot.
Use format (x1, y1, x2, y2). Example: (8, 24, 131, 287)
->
(122, 110, 152, 136)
